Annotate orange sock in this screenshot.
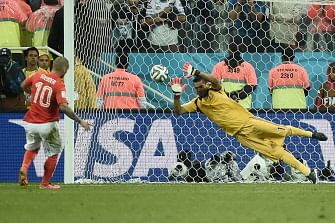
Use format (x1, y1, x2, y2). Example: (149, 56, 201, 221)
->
(41, 155, 58, 185)
(20, 150, 39, 172)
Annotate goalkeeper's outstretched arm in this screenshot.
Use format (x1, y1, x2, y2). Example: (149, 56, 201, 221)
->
(173, 95, 187, 115)
(196, 72, 222, 91)
(182, 63, 221, 91)
(169, 77, 188, 115)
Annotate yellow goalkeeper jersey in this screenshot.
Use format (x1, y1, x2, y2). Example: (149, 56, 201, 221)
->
(181, 89, 253, 136)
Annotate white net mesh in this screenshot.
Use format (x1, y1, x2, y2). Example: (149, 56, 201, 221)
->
(72, 0, 335, 183)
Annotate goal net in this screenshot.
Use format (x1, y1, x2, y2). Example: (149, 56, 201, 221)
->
(71, 0, 335, 183)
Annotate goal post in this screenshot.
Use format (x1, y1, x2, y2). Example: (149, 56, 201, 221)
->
(66, 0, 335, 183)
(64, 0, 75, 184)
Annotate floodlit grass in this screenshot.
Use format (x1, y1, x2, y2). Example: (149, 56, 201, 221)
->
(0, 183, 334, 223)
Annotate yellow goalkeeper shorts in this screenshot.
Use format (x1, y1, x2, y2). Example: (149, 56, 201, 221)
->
(235, 117, 289, 162)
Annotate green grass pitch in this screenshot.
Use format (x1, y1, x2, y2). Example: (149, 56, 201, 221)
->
(0, 183, 334, 223)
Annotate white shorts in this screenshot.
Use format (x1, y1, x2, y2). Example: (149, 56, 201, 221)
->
(24, 121, 63, 157)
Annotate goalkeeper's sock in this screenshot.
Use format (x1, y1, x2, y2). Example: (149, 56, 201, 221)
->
(20, 150, 39, 173)
(286, 126, 312, 138)
(280, 150, 310, 176)
(41, 155, 58, 185)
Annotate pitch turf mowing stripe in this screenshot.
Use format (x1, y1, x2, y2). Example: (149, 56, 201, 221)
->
(0, 183, 334, 223)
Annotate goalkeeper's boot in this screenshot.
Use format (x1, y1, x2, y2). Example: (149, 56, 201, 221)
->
(312, 132, 328, 141)
(39, 183, 61, 190)
(307, 169, 318, 184)
(19, 170, 28, 187)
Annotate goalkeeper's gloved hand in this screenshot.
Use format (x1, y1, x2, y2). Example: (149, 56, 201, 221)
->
(182, 63, 200, 79)
(169, 77, 187, 96)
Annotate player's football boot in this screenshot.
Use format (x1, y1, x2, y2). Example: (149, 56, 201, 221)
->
(307, 169, 318, 184)
(39, 183, 61, 190)
(312, 132, 328, 141)
(19, 170, 28, 186)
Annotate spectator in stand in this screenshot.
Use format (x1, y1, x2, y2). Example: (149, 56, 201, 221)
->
(176, 0, 191, 52)
(74, 1, 101, 69)
(23, 47, 48, 108)
(268, 47, 310, 109)
(74, 57, 97, 109)
(25, 0, 61, 49)
(48, 6, 63, 56)
(143, 0, 186, 52)
(96, 54, 147, 109)
(20, 0, 36, 51)
(295, 4, 311, 51)
(27, 0, 42, 12)
(213, 0, 234, 52)
(111, 0, 147, 53)
(38, 53, 51, 72)
(193, 0, 217, 52)
(315, 62, 335, 112)
(228, 0, 267, 52)
(269, 1, 305, 51)
(307, 4, 335, 52)
(23, 47, 47, 78)
(212, 38, 257, 109)
(0, 48, 26, 111)
(0, 0, 32, 66)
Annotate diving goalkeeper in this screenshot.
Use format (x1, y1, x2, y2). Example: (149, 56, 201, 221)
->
(170, 63, 328, 184)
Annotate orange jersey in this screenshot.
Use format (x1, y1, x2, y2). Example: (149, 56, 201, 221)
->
(212, 61, 257, 85)
(308, 5, 335, 33)
(268, 62, 310, 109)
(25, 5, 60, 32)
(24, 71, 68, 123)
(268, 62, 309, 90)
(212, 60, 257, 108)
(0, 0, 32, 22)
(97, 69, 145, 109)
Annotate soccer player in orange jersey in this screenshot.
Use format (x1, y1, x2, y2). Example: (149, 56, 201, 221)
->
(170, 63, 328, 184)
(19, 57, 90, 190)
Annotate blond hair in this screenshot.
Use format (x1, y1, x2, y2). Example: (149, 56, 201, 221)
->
(52, 57, 69, 73)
